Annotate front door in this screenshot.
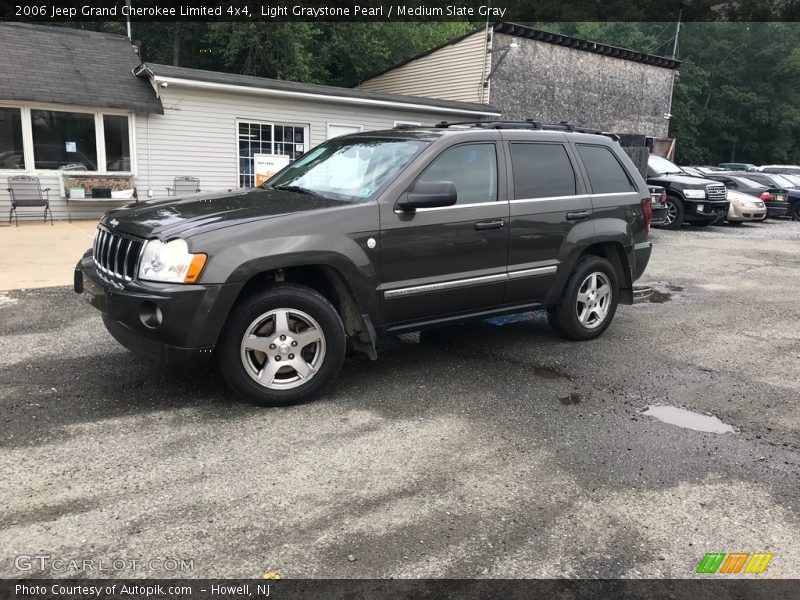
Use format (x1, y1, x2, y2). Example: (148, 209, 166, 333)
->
(380, 141, 510, 325)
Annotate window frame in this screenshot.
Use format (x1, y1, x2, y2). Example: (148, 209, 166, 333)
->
(236, 118, 309, 188)
(0, 101, 136, 176)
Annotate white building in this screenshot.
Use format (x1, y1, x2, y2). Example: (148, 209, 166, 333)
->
(0, 23, 499, 222)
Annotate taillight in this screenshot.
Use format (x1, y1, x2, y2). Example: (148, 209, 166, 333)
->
(641, 198, 652, 233)
(659, 192, 667, 204)
(759, 192, 772, 201)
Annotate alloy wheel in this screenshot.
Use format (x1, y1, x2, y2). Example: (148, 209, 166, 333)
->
(239, 308, 326, 390)
(576, 272, 612, 329)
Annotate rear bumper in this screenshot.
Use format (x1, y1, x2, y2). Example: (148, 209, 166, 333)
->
(651, 204, 669, 225)
(765, 201, 789, 217)
(632, 241, 652, 282)
(75, 252, 243, 365)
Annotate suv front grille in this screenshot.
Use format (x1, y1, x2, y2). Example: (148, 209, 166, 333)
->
(93, 226, 144, 282)
(706, 184, 727, 200)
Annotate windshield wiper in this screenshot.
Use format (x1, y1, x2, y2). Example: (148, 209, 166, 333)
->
(272, 184, 324, 198)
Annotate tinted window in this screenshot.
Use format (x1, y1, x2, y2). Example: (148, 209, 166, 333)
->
(510, 143, 576, 199)
(578, 145, 636, 194)
(419, 143, 497, 204)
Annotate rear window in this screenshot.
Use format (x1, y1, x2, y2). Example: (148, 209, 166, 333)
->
(509, 143, 576, 199)
(577, 145, 636, 194)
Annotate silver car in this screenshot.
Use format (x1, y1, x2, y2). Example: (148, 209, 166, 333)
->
(726, 189, 766, 223)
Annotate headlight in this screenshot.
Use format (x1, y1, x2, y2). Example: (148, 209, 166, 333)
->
(734, 199, 755, 208)
(683, 189, 706, 199)
(138, 238, 207, 284)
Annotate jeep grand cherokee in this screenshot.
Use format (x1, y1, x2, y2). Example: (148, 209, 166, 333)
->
(75, 121, 653, 405)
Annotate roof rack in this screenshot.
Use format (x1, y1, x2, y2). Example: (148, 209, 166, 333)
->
(432, 119, 620, 141)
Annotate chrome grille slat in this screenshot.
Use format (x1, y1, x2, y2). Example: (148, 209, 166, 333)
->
(706, 184, 727, 200)
(92, 226, 144, 283)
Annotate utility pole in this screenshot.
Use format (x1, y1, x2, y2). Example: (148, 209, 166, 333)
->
(671, 6, 682, 59)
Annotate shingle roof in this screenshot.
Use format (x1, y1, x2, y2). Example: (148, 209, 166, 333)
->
(142, 63, 501, 116)
(0, 23, 163, 114)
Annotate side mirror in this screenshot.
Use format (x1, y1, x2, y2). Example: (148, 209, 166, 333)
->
(396, 181, 458, 211)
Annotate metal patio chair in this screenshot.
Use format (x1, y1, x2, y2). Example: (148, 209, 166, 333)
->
(166, 176, 201, 196)
(7, 175, 53, 227)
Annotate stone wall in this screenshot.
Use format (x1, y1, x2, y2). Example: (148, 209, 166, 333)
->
(490, 33, 675, 138)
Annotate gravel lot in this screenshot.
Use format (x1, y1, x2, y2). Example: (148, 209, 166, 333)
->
(1, 219, 798, 579)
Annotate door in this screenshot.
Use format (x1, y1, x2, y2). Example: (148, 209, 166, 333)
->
(380, 141, 510, 325)
(505, 140, 592, 303)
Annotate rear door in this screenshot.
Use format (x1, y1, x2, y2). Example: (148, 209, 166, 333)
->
(379, 135, 510, 325)
(504, 135, 591, 304)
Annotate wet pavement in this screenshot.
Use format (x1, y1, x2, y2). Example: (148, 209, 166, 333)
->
(0, 221, 799, 579)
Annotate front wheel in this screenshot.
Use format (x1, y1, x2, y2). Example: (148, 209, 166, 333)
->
(218, 285, 346, 406)
(547, 256, 619, 341)
(659, 195, 684, 229)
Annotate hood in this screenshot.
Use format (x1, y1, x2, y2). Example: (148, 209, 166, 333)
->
(101, 188, 349, 239)
(648, 173, 721, 187)
(727, 190, 761, 203)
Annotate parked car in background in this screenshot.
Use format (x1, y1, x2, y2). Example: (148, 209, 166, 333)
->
(649, 185, 669, 226)
(680, 166, 705, 177)
(718, 162, 757, 171)
(647, 155, 729, 229)
(728, 171, 794, 218)
(725, 189, 767, 223)
(776, 174, 800, 220)
(758, 165, 800, 176)
(702, 173, 787, 218)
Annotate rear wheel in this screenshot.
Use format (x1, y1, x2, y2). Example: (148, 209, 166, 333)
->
(660, 195, 684, 229)
(218, 285, 346, 406)
(791, 202, 800, 221)
(547, 256, 619, 341)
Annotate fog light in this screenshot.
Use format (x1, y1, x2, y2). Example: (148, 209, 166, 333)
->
(139, 301, 163, 329)
(696, 204, 705, 212)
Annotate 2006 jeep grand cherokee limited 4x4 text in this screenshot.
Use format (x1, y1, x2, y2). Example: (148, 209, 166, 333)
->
(75, 121, 653, 405)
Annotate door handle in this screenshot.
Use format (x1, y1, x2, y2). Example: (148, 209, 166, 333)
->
(474, 219, 505, 230)
(566, 210, 591, 221)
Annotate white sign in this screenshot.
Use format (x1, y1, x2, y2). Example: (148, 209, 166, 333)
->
(254, 153, 290, 187)
(65, 141, 77, 153)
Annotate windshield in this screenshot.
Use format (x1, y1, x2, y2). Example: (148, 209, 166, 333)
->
(265, 137, 427, 201)
(648, 155, 684, 175)
(780, 173, 800, 186)
(768, 174, 796, 188)
(731, 177, 762, 189)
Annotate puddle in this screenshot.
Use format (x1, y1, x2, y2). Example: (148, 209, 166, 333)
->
(559, 393, 582, 405)
(642, 405, 735, 434)
(534, 367, 564, 380)
(667, 284, 685, 292)
(484, 312, 537, 327)
(649, 290, 672, 303)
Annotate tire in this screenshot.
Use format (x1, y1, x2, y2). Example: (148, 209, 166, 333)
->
(547, 256, 619, 341)
(659, 195, 684, 229)
(217, 284, 346, 406)
(791, 202, 800, 221)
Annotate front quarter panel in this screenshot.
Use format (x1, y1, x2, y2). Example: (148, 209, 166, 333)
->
(187, 202, 381, 321)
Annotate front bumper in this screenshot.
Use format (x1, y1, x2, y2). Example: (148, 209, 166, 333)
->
(684, 199, 729, 222)
(727, 202, 767, 222)
(75, 251, 243, 365)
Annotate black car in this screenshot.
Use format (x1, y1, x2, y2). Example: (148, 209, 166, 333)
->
(702, 173, 788, 218)
(75, 121, 653, 405)
(647, 155, 729, 229)
(727, 172, 795, 218)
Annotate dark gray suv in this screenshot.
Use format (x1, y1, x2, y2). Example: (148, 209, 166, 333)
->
(75, 121, 653, 405)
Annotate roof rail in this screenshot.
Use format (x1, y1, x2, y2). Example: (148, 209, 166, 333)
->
(433, 119, 620, 141)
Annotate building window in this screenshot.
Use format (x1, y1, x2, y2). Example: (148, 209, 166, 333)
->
(31, 109, 98, 171)
(103, 114, 131, 172)
(238, 121, 307, 187)
(0, 107, 25, 169)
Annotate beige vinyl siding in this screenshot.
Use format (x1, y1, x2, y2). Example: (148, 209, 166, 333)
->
(1, 85, 478, 221)
(358, 30, 490, 105)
